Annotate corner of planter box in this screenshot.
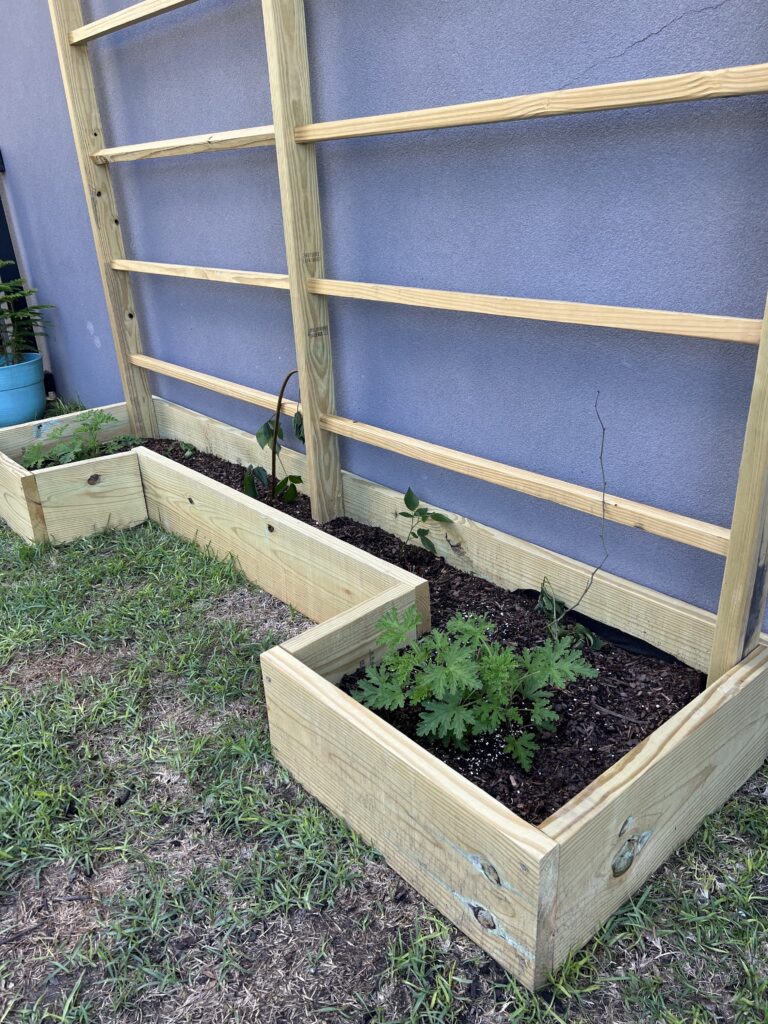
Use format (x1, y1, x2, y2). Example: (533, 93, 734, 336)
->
(261, 639, 560, 991)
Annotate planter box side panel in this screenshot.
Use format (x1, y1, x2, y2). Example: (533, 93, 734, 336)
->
(136, 448, 409, 622)
(0, 453, 45, 542)
(34, 452, 148, 544)
(0, 403, 130, 463)
(282, 581, 430, 683)
(542, 645, 768, 966)
(262, 647, 558, 990)
(341, 470, 717, 673)
(152, 400, 716, 671)
(153, 398, 305, 482)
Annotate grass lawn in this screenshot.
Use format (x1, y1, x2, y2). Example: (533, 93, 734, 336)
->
(0, 523, 766, 1023)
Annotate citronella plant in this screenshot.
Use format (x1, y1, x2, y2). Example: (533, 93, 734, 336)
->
(354, 607, 597, 772)
(399, 488, 451, 554)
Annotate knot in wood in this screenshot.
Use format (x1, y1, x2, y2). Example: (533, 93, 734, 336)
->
(470, 904, 496, 931)
(612, 830, 653, 877)
(479, 860, 501, 886)
(87, 474, 100, 485)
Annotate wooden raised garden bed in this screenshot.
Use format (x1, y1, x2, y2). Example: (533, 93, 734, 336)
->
(12, 0, 765, 993)
(2, 396, 767, 990)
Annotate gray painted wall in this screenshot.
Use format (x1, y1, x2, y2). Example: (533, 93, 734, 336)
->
(1, 0, 767, 619)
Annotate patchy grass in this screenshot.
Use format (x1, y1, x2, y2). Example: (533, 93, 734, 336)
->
(0, 523, 766, 1023)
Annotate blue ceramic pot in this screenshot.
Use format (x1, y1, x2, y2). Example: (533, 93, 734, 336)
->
(0, 352, 46, 428)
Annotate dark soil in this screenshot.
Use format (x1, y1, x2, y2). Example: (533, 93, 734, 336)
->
(111, 438, 706, 823)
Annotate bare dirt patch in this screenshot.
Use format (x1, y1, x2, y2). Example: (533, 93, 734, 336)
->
(2, 643, 134, 694)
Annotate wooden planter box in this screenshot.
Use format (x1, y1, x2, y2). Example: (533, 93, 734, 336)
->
(2, 398, 767, 991)
(0, 403, 145, 544)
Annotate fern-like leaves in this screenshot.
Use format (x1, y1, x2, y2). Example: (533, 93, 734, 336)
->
(352, 608, 598, 773)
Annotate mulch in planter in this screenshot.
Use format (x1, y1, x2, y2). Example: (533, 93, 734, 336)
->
(114, 438, 706, 823)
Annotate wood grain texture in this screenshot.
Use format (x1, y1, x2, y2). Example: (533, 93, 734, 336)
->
(308, 278, 761, 345)
(136, 448, 403, 622)
(0, 453, 41, 542)
(151, 399, 721, 670)
(113, 259, 289, 290)
(262, 0, 342, 522)
(284, 583, 430, 684)
(320, 413, 729, 555)
(337, 464, 721, 672)
(296, 62, 768, 142)
(92, 125, 276, 164)
(542, 645, 768, 965)
(709, 296, 768, 683)
(70, 0, 199, 43)
(33, 452, 147, 543)
(0, 403, 129, 461)
(130, 356, 299, 416)
(261, 646, 559, 988)
(48, 0, 157, 436)
(153, 398, 305, 478)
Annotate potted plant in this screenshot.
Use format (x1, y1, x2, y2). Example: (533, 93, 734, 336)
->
(0, 261, 51, 427)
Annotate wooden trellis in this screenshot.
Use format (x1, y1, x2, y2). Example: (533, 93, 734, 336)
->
(49, 0, 768, 685)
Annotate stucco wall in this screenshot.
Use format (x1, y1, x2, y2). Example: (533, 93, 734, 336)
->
(1, 0, 767, 619)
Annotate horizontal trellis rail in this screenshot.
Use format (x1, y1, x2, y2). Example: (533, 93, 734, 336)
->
(92, 125, 276, 164)
(295, 62, 768, 143)
(113, 259, 290, 290)
(308, 278, 762, 345)
(129, 354, 299, 416)
(70, 0, 201, 44)
(113, 260, 763, 344)
(319, 412, 730, 555)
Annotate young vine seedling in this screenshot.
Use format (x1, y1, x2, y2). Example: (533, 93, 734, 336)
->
(399, 488, 451, 554)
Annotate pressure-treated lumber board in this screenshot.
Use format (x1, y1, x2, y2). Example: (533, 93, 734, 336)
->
(92, 125, 276, 164)
(130, 356, 299, 416)
(709, 297, 768, 683)
(283, 583, 430, 684)
(542, 644, 768, 965)
(136, 447, 414, 621)
(296, 62, 768, 143)
(308, 278, 761, 346)
(0, 402, 129, 462)
(150, 398, 719, 670)
(33, 451, 147, 543)
(321, 413, 729, 555)
(262, 0, 342, 522)
(261, 646, 559, 988)
(69, 0, 199, 43)
(112, 259, 290, 290)
(338, 467, 720, 673)
(0, 453, 44, 543)
(153, 398, 304, 475)
(48, 0, 157, 437)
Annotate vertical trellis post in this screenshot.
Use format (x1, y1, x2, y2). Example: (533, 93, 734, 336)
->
(261, 0, 343, 523)
(48, 0, 157, 436)
(708, 295, 768, 683)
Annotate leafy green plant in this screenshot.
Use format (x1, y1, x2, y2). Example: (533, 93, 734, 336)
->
(537, 578, 604, 650)
(399, 488, 451, 554)
(21, 410, 119, 468)
(0, 260, 53, 365)
(249, 369, 303, 503)
(354, 607, 597, 771)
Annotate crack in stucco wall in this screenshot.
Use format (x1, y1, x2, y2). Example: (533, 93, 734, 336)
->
(560, 0, 737, 88)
